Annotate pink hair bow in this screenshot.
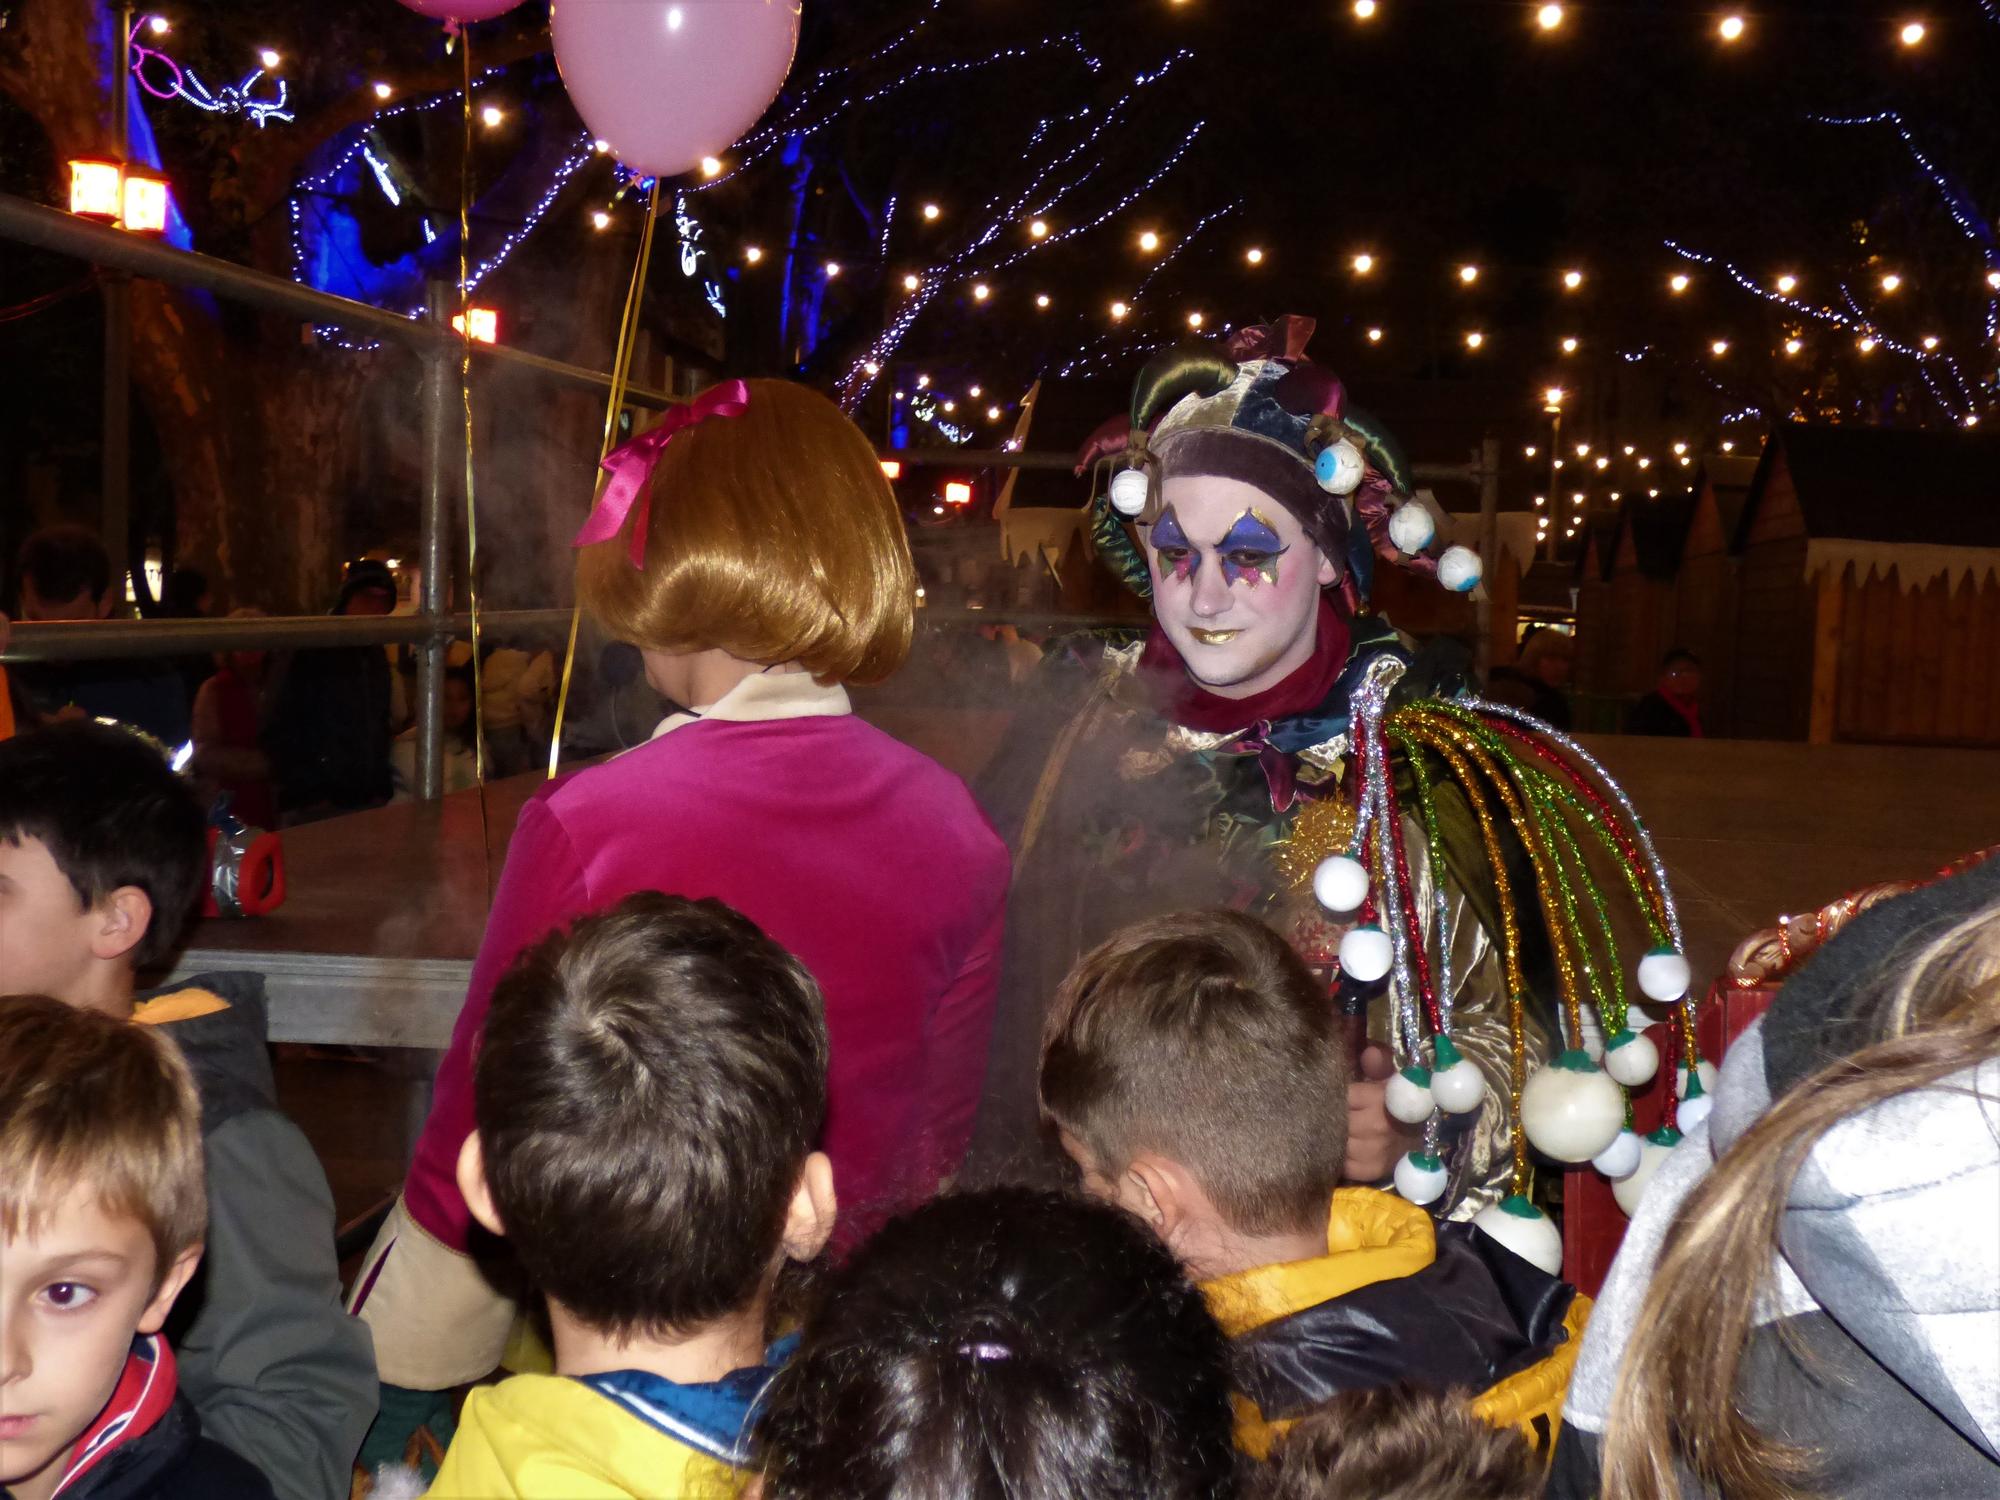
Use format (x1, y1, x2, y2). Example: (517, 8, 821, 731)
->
(574, 378, 752, 566)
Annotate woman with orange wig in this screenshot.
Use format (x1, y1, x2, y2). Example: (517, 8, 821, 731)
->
(351, 380, 1011, 1418)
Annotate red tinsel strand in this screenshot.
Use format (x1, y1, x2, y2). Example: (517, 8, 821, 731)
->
(1480, 714, 1671, 931)
(1663, 1006, 1684, 1134)
(1378, 722, 1443, 1033)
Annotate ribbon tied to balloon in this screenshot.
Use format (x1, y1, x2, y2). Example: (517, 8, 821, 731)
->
(575, 378, 752, 565)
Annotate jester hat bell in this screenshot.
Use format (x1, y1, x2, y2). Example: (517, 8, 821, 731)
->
(1081, 316, 1481, 606)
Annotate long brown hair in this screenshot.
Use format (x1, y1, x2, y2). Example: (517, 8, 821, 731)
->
(1601, 903, 2000, 1500)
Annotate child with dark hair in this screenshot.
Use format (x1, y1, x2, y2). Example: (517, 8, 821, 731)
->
(1254, 1385, 1543, 1500)
(0, 994, 273, 1500)
(1039, 909, 1585, 1458)
(429, 891, 837, 1499)
(9, 525, 189, 745)
(755, 1185, 1239, 1500)
(0, 722, 376, 1500)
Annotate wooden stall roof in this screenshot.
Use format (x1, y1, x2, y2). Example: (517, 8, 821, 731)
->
(1736, 422, 2000, 551)
(1700, 452, 1761, 542)
(1607, 488, 1700, 581)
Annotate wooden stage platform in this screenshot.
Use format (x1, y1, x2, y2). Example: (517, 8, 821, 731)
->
(171, 716, 2000, 1051)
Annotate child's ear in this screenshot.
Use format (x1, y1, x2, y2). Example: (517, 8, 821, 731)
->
(90, 886, 154, 964)
(136, 1244, 204, 1336)
(781, 1152, 837, 1263)
(455, 1132, 507, 1237)
(1124, 1154, 1189, 1242)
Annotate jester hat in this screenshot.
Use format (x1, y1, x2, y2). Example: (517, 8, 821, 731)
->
(1079, 316, 1479, 608)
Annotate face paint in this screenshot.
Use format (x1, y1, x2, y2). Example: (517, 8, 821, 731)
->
(1217, 509, 1289, 588)
(1150, 507, 1198, 583)
(1144, 475, 1337, 699)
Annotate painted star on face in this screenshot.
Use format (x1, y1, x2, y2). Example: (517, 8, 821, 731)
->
(1148, 506, 1290, 590)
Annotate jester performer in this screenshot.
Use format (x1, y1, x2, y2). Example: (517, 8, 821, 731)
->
(975, 318, 1699, 1256)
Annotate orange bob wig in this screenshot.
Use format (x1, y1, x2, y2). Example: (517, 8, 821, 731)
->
(577, 378, 916, 685)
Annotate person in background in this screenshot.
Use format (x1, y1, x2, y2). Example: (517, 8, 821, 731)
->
(754, 1186, 1239, 1500)
(8, 525, 190, 746)
(0, 995, 275, 1500)
(473, 642, 556, 779)
(161, 566, 217, 711)
(189, 609, 278, 828)
(1486, 626, 1575, 730)
(0, 723, 379, 1500)
(388, 663, 479, 800)
(1623, 648, 1704, 738)
(424, 894, 836, 1499)
(1252, 1385, 1544, 1500)
(264, 560, 397, 823)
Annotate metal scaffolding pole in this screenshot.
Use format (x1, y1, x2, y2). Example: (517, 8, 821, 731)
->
(416, 284, 454, 801)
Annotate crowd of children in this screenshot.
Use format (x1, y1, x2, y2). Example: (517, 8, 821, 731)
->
(5, 371, 1995, 1500)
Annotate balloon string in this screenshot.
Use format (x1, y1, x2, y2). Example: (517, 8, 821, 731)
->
(547, 178, 664, 779)
(458, 34, 492, 894)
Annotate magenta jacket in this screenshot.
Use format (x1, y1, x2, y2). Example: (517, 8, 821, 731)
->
(401, 685, 1010, 1253)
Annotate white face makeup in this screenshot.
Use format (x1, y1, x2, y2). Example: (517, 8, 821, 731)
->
(1143, 474, 1336, 698)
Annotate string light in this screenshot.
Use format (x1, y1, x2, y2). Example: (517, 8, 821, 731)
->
(972, 282, 991, 301)
(1525, 446, 1538, 458)
(864, 361, 881, 376)
(744, 245, 764, 263)
(1595, 455, 1610, 469)
(1138, 229, 1162, 253)
(1672, 441, 1688, 454)
(1188, 310, 1205, 328)
(1775, 273, 1797, 293)
(1352, 252, 1375, 274)
(1464, 330, 1485, 349)
(480, 103, 504, 128)
(146, 14, 169, 34)
(1718, 15, 1745, 42)
(593, 139, 612, 154)
(1710, 339, 1730, 355)
(1638, 457, 1652, 469)
(1922, 334, 1939, 350)
(1036, 293, 1052, 308)
(969, 385, 982, 397)
(131, 22, 294, 128)
(1859, 336, 1877, 352)
(699, 156, 723, 178)
(1111, 300, 1129, 320)
(1669, 273, 1690, 293)
(922, 202, 941, 221)
(590, 209, 611, 231)
(825, 260, 842, 278)
(1576, 442, 1590, 457)
(1536, 4, 1564, 32)
(987, 405, 1003, 420)
(1246, 246, 1265, 265)
(1543, 387, 1565, 409)
(258, 48, 281, 69)
(1029, 218, 1049, 238)
(1458, 264, 1480, 284)
(1880, 272, 1902, 293)
(1988, 271, 2000, 291)
(1353, 0, 1378, 17)
(1367, 327, 1384, 343)
(902, 272, 920, 291)
(1623, 445, 1634, 455)
(1783, 337, 1802, 354)
(1899, 21, 1925, 47)
(372, 81, 392, 100)
(1561, 337, 1578, 354)
(1563, 269, 1583, 289)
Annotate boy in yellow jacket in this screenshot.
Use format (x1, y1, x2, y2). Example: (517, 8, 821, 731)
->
(428, 892, 837, 1499)
(1039, 910, 1587, 1460)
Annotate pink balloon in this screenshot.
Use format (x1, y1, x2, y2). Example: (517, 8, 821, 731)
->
(552, 0, 802, 178)
(395, 0, 524, 20)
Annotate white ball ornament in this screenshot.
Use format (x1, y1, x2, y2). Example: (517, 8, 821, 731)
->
(1591, 1128, 1643, 1181)
(1473, 1194, 1564, 1276)
(1437, 545, 1483, 593)
(1311, 854, 1370, 915)
(1611, 1127, 1682, 1218)
(1338, 924, 1393, 984)
(1676, 1091, 1713, 1134)
(1602, 1027, 1660, 1088)
(1314, 438, 1366, 496)
(1394, 1150, 1449, 1206)
(1385, 1065, 1436, 1126)
(1519, 1049, 1626, 1163)
(1387, 502, 1436, 555)
(1428, 1034, 1487, 1115)
(1636, 947, 1692, 1003)
(1108, 466, 1150, 518)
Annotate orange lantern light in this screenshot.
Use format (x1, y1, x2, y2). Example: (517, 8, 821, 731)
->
(943, 481, 973, 506)
(68, 159, 125, 220)
(879, 460, 903, 480)
(120, 170, 170, 234)
(450, 307, 500, 344)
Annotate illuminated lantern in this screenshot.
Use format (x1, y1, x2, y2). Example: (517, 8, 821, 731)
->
(879, 460, 903, 481)
(943, 481, 973, 506)
(69, 159, 125, 220)
(451, 308, 500, 344)
(121, 170, 171, 234)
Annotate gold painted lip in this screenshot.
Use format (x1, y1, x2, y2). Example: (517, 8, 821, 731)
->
(1189, 628, 1243, 645)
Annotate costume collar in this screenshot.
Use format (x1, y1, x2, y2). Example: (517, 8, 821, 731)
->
(132, 989, 230, 1028)
(577, 1335, 798, 1466)
(1200, 1189, 1437, 1338)
(650, 669, 851, 741)
(1138, 597, 1353, 736)
(52, 1336, 177, 1498)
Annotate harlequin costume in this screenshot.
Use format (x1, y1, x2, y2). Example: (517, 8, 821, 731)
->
(975, 318, 1702, 1253)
